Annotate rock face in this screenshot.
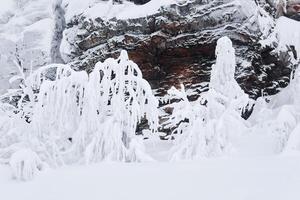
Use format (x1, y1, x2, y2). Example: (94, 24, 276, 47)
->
(266, 0, 300, 19)
(0, 0, 297, 99)
(61, 0, 297, 100)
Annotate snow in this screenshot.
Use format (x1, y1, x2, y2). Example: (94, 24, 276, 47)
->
(275, 16, 300, 58)
(0, 0, 55, 94)
(260, 16, 300, 57)
(167, 37, 250, 160)
(0, 51, 158, 170)
(249, 17, 300, 156)
(1, 155, 300, 200)
(9, 149, 43, 181)
(63, 0, 178, 22)
(61, 0, 181, 65)
(1, 1, 300, 198)
(0, 0, 14, 21)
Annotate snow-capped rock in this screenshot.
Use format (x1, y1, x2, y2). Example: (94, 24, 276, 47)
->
(60, 0, 295, 99)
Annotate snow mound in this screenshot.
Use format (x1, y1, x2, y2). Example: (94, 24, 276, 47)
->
(9, 149, 43, 181)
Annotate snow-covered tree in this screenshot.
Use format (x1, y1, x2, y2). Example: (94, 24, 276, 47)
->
(252, 16, 300, 154)
(208, 36, 249, 119)
(169, 37, 249, 160)
(165, 85, 208, 160)
(0, 50, 159, 178)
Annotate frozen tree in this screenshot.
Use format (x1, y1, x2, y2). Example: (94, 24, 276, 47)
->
(0, 50, 159, 179)
(165, 85, 208, 160)
(208, 36, 249, 118)
(254, 16, 300, 154)
(169, 37, 249, 160)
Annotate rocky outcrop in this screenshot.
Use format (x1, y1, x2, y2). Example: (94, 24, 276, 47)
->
(266, 0, 300, 19)
(61, 0, 297, 100)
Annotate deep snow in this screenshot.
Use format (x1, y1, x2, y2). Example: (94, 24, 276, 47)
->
(1, 155, 300, 200)
(1, 1, 300, 200)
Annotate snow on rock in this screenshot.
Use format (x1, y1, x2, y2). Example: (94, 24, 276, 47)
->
(261, 16, 300, 59)
(275, 16, 300, 58)
(246, 17, 300, 154)
(62, 0, 178, 23)
(0, 0, 15, 24)
(260, 17, 300, 107)
(0, 0, 55, 94)
(61, 0, 295, 101)
(267, 0, 300, 18)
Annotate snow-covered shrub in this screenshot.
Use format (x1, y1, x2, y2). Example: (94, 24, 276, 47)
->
(208, 37, 249, 117)
(169, 37, 249, 160)
(0, 50, 158, 172)
(9, 149, 43, 181)
(251, 16, 300, 154)
(165, 85, 208, 160)
(249, 66, 300, 154)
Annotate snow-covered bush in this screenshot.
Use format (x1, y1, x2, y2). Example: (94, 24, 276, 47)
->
(0, 50, 158, 175)
(9, 149, 43, 181)
(208, 37, 249, 118)
(165, 85, 208, 160)
(169, 37, 249, 160)
(251, 16, 300, 154)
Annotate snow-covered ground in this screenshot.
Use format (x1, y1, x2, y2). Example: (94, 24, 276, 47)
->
(1, 1, 300, 200)
(1, 155, 300, 200)
(1, 137, 300, 200)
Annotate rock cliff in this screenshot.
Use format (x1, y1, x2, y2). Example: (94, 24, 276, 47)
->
(61, 0, 298, 100)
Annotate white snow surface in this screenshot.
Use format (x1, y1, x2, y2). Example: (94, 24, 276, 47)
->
(62, 0, 178, 22)
(1, 155, 300, 200)
(1, 2, 300, 199)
